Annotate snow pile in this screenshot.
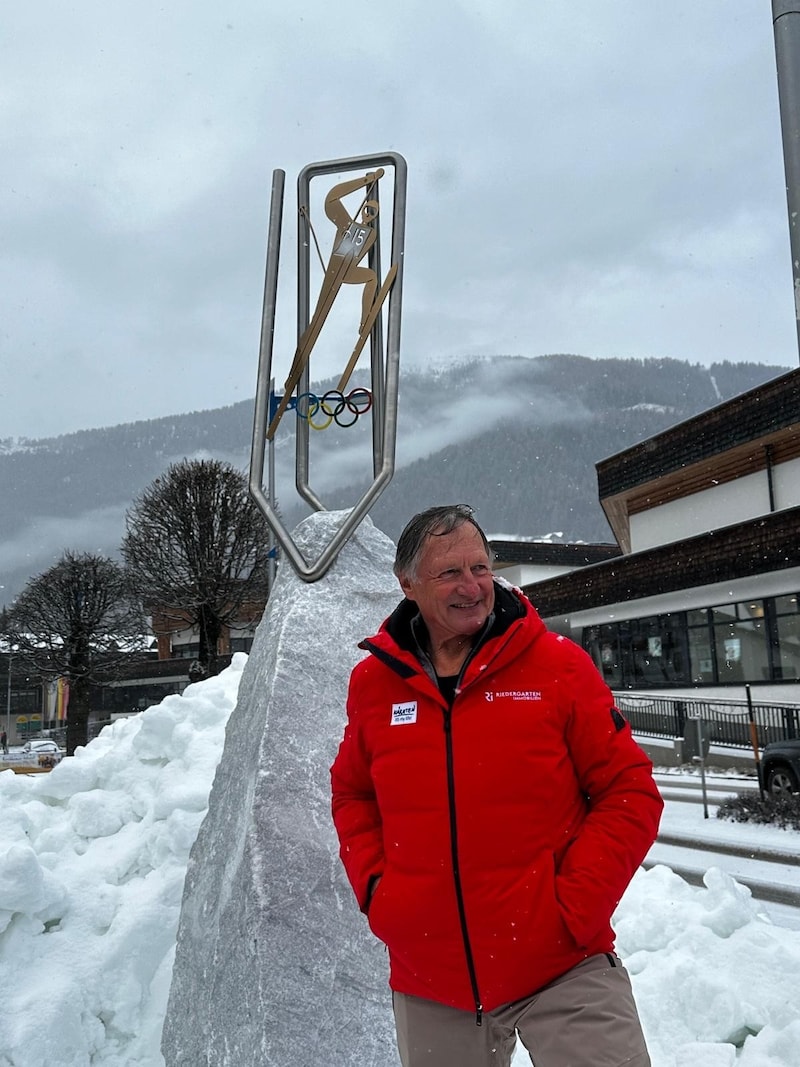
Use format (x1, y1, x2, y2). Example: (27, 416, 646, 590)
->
(613, 866, 800, 1067)
(0, 661, 243, 1067)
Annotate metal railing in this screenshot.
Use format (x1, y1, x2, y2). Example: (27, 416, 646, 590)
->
(614, 691, 800, 748)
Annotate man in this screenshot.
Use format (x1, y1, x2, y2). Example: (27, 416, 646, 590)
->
(331, 505, 663, 1067)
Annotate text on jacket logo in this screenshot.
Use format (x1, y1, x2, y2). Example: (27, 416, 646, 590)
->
(484, 690, 543, 702)
(391, 701, 418, 725)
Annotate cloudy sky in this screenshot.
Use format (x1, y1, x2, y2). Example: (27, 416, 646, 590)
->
(2, 1, 798, 442)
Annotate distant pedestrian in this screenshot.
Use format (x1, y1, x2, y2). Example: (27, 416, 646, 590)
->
(1, 729, 8, 755)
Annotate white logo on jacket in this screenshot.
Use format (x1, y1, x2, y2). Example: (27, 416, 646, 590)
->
(484, 690, 542, 701)
(391, 701, 418, 725)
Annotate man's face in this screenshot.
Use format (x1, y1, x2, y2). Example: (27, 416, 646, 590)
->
(399, 523, 495, 647)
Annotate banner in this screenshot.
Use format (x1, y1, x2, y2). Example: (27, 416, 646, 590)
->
(57, 677, 69, 721)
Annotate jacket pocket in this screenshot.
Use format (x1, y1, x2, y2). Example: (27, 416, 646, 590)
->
(490, 851, 577, 961)
(366, 869, 459, 958)
(366, 869, 394, 943)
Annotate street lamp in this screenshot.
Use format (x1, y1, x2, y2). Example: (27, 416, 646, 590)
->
(5, 649, 10, 743)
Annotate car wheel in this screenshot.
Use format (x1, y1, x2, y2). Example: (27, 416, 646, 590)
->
(766, 764, 799, 796)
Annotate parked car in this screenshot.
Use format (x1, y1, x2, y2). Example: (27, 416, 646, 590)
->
(22, 739, 64, 767)
(760, 738, 800, 796)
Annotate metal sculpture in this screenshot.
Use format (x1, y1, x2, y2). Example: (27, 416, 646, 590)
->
(249, 152, 407, 582)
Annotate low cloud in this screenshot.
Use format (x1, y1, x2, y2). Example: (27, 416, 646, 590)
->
(0, 505, 127, 603)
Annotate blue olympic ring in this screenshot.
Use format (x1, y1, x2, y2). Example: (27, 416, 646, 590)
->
(288, 388, 373, 430)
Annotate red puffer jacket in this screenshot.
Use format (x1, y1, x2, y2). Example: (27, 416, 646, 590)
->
(331, 583, 663, 1015)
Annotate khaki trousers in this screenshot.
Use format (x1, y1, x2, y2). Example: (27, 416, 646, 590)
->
(393, 954, 651, 1067)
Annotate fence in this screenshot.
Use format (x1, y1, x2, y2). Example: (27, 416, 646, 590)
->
(613, 691, 800, 749)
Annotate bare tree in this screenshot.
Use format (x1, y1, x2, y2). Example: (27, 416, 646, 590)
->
(6, 552, 148, 754)
(122, 459, 271, 680)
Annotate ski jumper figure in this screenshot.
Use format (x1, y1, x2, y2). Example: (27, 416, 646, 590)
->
(267, 168, 397, 438)
(324, 170, 382, 335)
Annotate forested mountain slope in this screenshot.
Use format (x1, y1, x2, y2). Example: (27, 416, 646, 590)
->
(0, 354, 785, 605)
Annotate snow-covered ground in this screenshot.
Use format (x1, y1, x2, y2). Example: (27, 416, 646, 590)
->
(1, 656, 798, 1066)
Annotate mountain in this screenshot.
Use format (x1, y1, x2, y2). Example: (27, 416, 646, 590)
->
(0, 353, 787, 607)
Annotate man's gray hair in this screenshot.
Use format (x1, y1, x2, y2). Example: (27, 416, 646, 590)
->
(393, 504, 492, 580)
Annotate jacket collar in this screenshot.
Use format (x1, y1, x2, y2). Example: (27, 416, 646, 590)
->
(381, 578, 528, 657)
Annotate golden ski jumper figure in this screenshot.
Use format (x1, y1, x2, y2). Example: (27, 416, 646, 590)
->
(267, 168, 397, 439)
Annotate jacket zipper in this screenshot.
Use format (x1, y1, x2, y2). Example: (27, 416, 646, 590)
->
(442, 704, 483, 1026)
(372, 611, 527, 1025)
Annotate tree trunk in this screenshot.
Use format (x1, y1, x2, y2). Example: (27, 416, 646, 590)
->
(65, 675, 92, 755)
(196, 604, 223, 678)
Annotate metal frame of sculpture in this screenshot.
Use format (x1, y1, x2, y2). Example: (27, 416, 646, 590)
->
(249, 152, 407, 582)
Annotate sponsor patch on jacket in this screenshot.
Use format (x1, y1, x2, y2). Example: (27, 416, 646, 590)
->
(391, 700, 418, 725)
(484, 689, 542, 702)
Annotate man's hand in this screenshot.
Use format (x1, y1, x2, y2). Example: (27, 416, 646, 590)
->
(365, 874, 383, 909)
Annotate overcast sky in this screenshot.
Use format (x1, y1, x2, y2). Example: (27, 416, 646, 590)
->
(2, 1, 798, 442)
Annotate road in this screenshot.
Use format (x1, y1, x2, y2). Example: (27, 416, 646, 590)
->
(648, 771, 799, 928)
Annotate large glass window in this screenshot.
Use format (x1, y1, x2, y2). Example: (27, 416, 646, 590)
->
(687, 610, 715, 683)
(581, 614, 689, 686)
(583, 624, 622, 687)
(713, 601, 769, 683)
(581, 594, 799, 687)
(634, 615, 688, 684)
(94, 681, 184, 716)
(629, 617, 669, 685)
(775, 594, 800, 681)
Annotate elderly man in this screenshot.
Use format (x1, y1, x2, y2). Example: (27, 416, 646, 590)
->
(331, 505, 663, 1067)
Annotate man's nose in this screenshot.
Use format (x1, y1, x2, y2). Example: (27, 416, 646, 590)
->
(456, 569, 480, 591)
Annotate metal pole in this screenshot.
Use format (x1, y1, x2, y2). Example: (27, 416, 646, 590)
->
(250, 169, 285, 499)
(745, 683, 765, 798)
(368, 181, 386, 477)
(6, 651, 11, 744)
(772, 1, 800, 359)
(294, 166, 322, 511)
(696, 717, 709, 819)
(268, 377, 277, 592)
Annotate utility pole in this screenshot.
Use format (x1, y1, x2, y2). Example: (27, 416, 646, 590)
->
(772, 1, 800, 360)
(5, 651, 11, 742)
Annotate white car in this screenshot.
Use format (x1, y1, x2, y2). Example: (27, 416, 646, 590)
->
(22, 739, 64, 766)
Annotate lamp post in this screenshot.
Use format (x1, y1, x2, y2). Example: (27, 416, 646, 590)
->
(5, 649, 11, 743)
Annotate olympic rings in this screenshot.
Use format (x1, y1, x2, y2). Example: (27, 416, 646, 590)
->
(287, 388, 373, 430)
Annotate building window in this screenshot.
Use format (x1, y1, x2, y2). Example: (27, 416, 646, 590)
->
(171, 644, 200, 659)
(775, 594, 800, 681)
(712, 601, 768, 684)
(229, 637, 255, 653)
(93, 681, 184, 716)
(624, 615, 689, 685)
(583, 624, 623, 687)
(581, 595, 798, 687)
(687, 610, 716, 684)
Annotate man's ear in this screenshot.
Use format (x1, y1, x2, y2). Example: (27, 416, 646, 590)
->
(399, 574, 415, 600)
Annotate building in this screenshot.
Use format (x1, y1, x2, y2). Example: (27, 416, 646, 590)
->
(517, 367, 800, 699)
(86, 599, 266, 732)
(1, 649, 46, 744)
(490, 540, 621, 590)
(149, 601, 263, 661)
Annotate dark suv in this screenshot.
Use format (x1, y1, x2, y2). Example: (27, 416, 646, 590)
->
(760, 738, 800, 796)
